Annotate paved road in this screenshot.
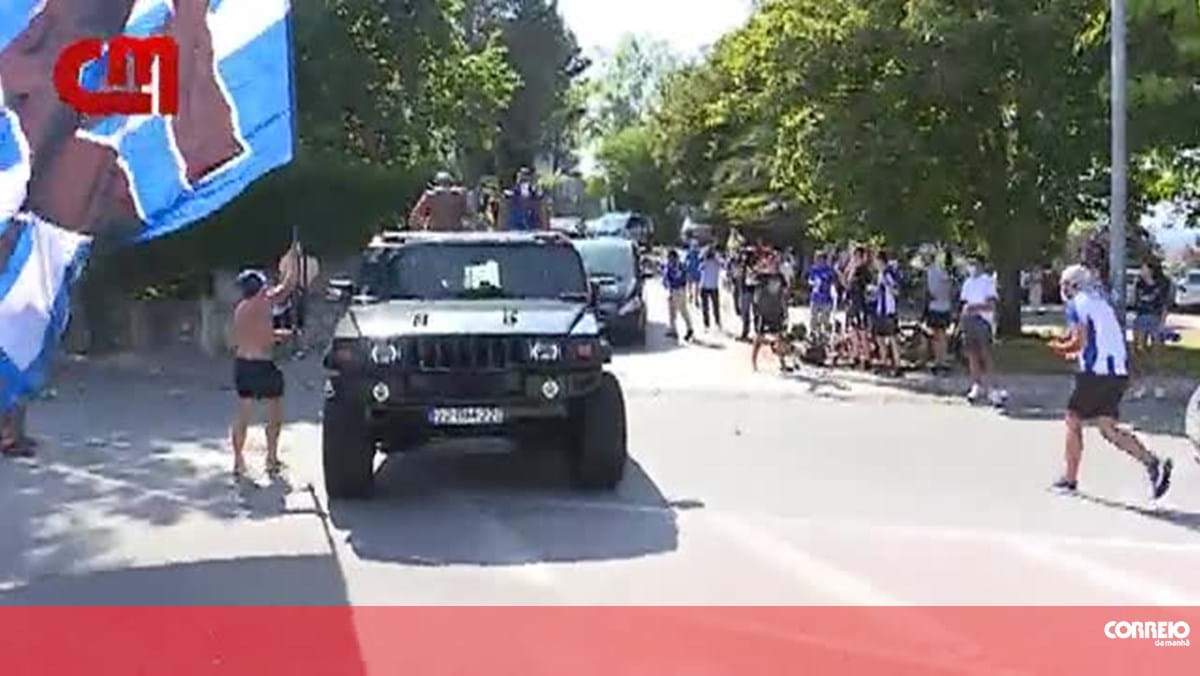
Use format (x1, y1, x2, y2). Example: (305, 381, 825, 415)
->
(2, 285, 1199, 612)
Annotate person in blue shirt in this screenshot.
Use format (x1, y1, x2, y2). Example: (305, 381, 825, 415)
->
(807, 251, 837, 343)
(500, 168, 548, 231)
(1049, 264, 1173, 498)
(684, 241, 703, 308)
(663, 249, 695, 342)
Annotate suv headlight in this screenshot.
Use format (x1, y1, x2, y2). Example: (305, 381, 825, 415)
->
(529, 340, 562, 363)
(370, 342, 400, 366)
(326, 339, 366, 371)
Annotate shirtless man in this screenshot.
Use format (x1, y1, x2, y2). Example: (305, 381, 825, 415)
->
(230, 243, 300, 478)
(408, 172, 469, 232)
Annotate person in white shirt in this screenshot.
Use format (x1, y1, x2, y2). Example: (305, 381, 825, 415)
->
(1048, 265, 1173, 498)
(958, 256, 1007, 406)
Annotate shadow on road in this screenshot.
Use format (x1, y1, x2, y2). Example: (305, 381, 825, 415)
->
(0, 554, 348, 605)
(1075, 492, 1200, 536)
(328, 447, 686, 567)
(2, 352, 330, 590)
(0, 556, 368, 674)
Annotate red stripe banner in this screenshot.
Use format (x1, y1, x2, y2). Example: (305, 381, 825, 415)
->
(1, 606, 1196, 675)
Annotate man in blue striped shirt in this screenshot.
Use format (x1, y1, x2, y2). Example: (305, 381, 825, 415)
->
(1049, 265, 1172, 498)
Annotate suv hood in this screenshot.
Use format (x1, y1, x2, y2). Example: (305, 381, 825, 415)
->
(338, 299, 600, 338)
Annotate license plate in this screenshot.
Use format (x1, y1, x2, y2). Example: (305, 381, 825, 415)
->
(428, 407, 505, 427)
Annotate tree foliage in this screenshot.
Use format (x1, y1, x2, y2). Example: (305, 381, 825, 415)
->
(645, 0, 1200, 335)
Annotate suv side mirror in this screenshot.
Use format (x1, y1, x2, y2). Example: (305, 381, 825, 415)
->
(327, 277, 356, 303)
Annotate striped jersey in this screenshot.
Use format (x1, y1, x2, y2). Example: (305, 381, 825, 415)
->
(1065, 290, 1128, 376)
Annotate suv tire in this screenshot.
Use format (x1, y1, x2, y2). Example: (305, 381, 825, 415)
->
(570, 373, 628, 490)
(322, 400, 375, 500)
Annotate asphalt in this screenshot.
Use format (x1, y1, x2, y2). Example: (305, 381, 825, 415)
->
(2, 285, 1199, 610)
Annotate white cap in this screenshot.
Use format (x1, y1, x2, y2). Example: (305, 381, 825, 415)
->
(1060, 264, 1093, 291)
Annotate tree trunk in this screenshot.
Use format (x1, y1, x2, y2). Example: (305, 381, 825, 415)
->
(996, 261, 1023, 339)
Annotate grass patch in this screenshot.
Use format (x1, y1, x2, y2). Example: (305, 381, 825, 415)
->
(994, 333, 1200, 379)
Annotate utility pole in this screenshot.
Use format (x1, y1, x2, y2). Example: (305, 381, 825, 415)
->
(1110, 0, 1128, 314)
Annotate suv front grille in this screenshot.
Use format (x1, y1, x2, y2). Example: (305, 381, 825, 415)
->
(406, 336, 530, 372)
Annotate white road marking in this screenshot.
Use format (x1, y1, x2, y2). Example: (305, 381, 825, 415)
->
(1003, 537, 1197, 606)
(704, 512, 901, 606)
(450, 494, 1200, 554)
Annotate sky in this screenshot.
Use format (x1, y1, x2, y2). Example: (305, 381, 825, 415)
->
(560, 0, 753, 175)
(558, 0, 753, 57)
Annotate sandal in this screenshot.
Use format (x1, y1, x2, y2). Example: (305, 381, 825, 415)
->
(265, 458, 287, 476)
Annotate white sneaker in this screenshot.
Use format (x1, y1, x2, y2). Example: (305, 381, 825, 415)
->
(967, 384, 983, 403)
(989, 389, 1009, 407)
(1130, 386, 1147, 400)
(1154, 387, 1167, 400)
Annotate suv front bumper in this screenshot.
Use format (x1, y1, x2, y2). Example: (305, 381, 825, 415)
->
(326, 369, 604, 421)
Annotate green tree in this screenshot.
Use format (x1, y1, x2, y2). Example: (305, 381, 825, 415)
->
(595, 125, 671, 224)
(584, 35, 680, 140)
(466, 0, 589, 181)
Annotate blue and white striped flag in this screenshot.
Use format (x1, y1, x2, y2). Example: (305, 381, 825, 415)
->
(0, 0, 295, 411)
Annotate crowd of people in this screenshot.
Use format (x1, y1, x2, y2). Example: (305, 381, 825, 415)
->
(674, 239, 1009, 400)
(655, 235, 1184, 412)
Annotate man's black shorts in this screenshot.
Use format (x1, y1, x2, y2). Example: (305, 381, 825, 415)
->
(758, 314, 786, 335)
(872, 315, 898, 337)
(234, 359, 285, 400)
(1068, 374, 1129, 420)
(846, 301, 869, 330)
(925, 310, 952, 331)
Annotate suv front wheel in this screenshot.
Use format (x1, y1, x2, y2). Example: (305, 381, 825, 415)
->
(322, 399, 376, 500)
(570, 373, 628, 490)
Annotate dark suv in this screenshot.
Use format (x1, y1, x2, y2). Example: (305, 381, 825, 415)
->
(321, 231, 628, 499)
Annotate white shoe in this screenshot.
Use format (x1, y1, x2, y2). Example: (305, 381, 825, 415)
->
(1130, 386, 1147, 400)
(989, 389, 1009, 407)
(1154, 387, 1167, 400)
(967, 384, 983, 403)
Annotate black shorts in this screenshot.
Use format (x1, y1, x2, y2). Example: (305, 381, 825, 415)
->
(234, 359, 285, 400)
(872, 315, 898, 337)
(925, 310, 952, 331)
(847, 302, 870, 330)
(758, 314, 787, 336)
(1068, 374, 1129, 420)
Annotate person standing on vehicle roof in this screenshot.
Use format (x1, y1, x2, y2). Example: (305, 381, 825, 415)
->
(409, 171, 469, 232)
(500, 168, 550, 231)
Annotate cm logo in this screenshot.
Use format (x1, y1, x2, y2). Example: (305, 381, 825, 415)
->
(53, 36, 179, 116)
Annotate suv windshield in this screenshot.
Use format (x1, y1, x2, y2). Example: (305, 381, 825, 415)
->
(576, 244, 635, 280)
(360, 243, 588, 301)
